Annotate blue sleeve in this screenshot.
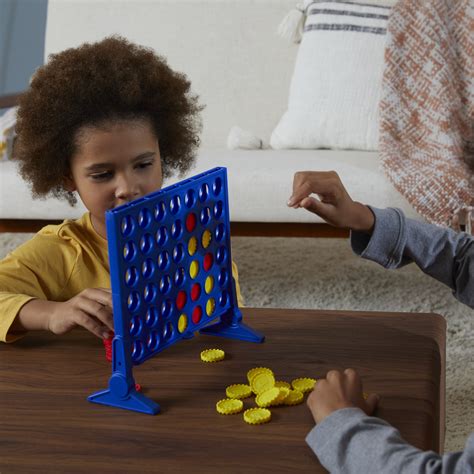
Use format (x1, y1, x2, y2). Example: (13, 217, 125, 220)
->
(351, 207, 474, 309)
(306, 408, 474, 473)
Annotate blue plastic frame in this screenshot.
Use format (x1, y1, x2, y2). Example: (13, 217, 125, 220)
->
(88, 167, 264, 414)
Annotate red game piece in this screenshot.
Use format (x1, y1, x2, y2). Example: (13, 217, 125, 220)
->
(192, 305, 202, 324)
(185, 212, 197, 232)
(203, 253, 213, 271)
(103, 333, 114, 362)
(176, 290, 187, 310)
(191, 283, 201, 301)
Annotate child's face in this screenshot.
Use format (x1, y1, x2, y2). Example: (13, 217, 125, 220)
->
(67, 118, 163, 239)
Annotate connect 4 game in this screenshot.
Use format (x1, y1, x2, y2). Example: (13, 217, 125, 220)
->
(88, 167, 264, 414)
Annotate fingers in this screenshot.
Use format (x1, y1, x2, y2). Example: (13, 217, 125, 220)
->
(300, 196, 334, 220)
(78, 297, 114, 332)
(288, 171, 341, 208)
(365, 393, 380, 415)
(344, 368, 362, 390)
(86, 288, 113, 308)
(326, 369, 343, 382)
(73, 310, 111, 339)
(72, 288, 114, 338)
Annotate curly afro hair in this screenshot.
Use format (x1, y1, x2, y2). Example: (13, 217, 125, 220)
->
(15, 36, 203, 205)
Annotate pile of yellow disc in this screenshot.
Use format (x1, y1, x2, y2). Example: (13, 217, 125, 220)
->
(216, 365, 317, 424)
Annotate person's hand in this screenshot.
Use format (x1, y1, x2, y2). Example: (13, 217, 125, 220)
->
(46, 288, 114, 339)
(307, 369, 379, 424)
(287, 171, 375, 233)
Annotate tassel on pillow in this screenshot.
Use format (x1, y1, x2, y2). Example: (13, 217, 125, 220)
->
(277, 2, 306, 44)
(227, 126, 263, 150)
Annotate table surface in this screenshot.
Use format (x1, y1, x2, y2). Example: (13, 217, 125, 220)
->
(0, 308, 446, 473)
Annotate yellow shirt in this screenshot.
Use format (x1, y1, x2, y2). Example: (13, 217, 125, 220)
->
(0, 212, 243, 342)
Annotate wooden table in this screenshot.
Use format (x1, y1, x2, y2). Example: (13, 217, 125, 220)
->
(0, 308, 445, 473)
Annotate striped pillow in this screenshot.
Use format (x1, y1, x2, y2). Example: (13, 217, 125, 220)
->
(271, 0, 392, 151)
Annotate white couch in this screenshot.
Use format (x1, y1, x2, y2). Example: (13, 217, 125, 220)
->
(0, 0, 422, 230)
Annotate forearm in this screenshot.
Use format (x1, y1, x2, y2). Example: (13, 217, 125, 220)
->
(9, 298, 55, 333)
(307, 408, 470, 474)
(351, 207, 474, 308)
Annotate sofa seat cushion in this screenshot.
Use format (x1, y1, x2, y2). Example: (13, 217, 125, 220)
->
(0, 150, 421, 223)
(168, 150, 422, 223)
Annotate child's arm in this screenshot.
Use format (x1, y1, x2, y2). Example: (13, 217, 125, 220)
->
(350, 206, 473, 308)
(0, 234, 114, 342)
(9, 288, 114, 340)
(306, 369, 473, 473)
(288, 171, 474, 309)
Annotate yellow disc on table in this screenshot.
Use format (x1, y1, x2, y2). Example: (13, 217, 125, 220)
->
(247, 367, 274, 384)
(202, 229, 212, 249)
(178, 313, 188, 333)
(291, 377, 317, 393)
(283, 390, 304, 406)
(200, 348, 225, 362)
(255, 387, 280, 408)
(216, 398, 244, 415)
(189, 260, 199, 279)
(226, 384, 252, 399)
(273, 386, 290, 405)
(205, 276, 214, 294)
(251, 371, 275, 395)
(243, 408, 271, 425)
(275, 381, 291, 390)
(188, 236, 197, 256)
(206, 298, 216, 316)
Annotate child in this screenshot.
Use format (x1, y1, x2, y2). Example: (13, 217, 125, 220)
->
(0, 36, 243, 343)
(288, 170, 473, 472)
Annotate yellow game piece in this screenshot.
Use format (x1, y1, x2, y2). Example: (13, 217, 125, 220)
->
(200, 348, 225, 362)
(189, 260, 199, 279)
(250, 371, 276, 395)
(216, 398, 244, 415)
(206, 298, 216, 316)
(243, 408, 271, 425)
(273, 386, 290, 405)
(255, 387, 280, 408)
(283, 390, 304, 406)
(275, 381, 291, 390)
(202, 229, 212, 248)
(177, 313, 188, 333)
(188, 236, 197, 256)
(205, 275, 214, 294)
(363, 392, 369, 400)
(247, 367, 274, 384)
(291, 377, 317, 393)
(226, 384, 252, 399)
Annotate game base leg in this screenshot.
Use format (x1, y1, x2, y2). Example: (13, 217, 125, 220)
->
(88, 374, 160, 415)
(200, 309, 264, 343)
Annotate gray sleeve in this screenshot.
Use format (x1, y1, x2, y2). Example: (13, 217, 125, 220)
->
(306, 408, 474, 473)
(351, 207, 474, 309)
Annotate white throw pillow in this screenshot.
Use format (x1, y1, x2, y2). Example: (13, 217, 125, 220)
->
(270, 0, 392, 151)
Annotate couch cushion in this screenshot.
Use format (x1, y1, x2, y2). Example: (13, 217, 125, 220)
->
(0, 150, 422, 223)
(179, 150, 422, 222)
(0, 160, 87, 219)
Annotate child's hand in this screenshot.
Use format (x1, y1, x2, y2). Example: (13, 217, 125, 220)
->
(47, 288, 114, 339)
(287, 171, 375, 232)
(307, 369, 379, 424)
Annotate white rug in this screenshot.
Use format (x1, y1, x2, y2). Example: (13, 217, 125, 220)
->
(1, 233, 472, 452)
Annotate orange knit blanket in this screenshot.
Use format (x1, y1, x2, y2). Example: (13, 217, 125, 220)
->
(379, 0, 473, 233)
